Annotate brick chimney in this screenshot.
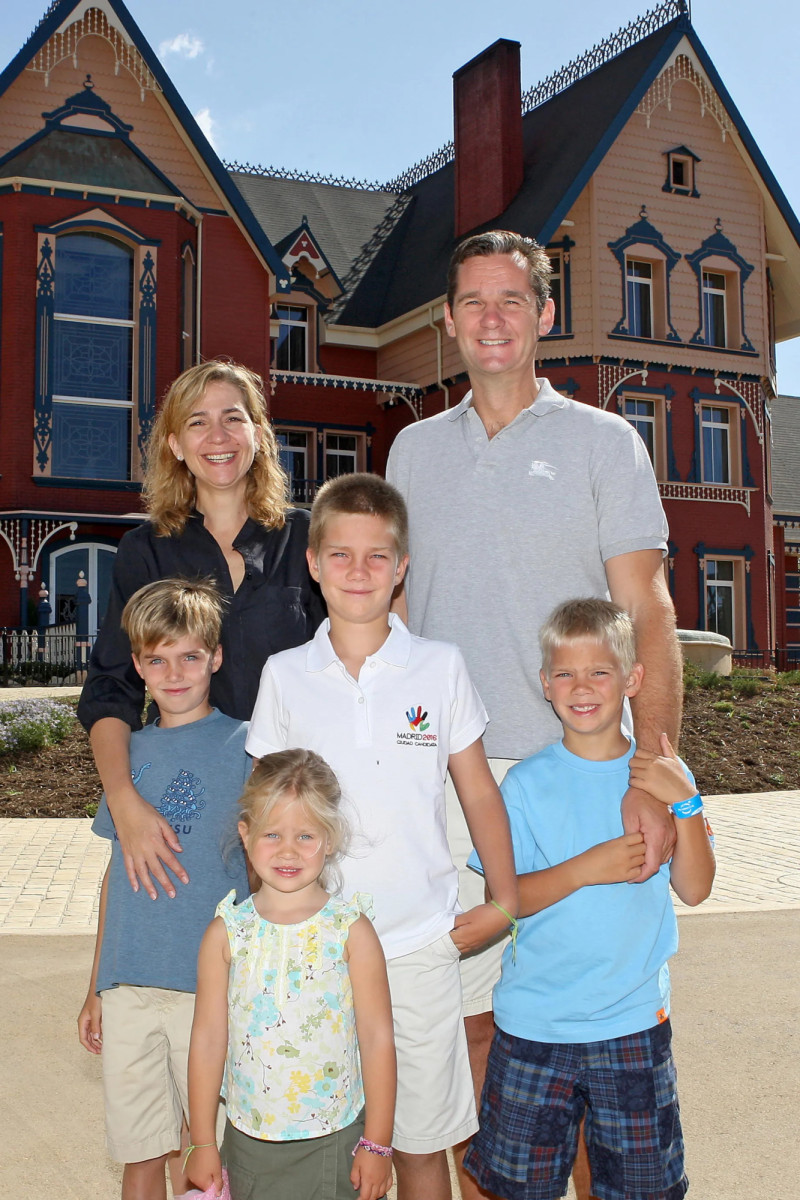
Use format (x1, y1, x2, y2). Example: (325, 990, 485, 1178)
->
(453, 38, 524, 238)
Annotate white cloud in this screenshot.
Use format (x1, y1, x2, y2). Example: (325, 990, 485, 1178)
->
(159, 32, 204, 60)
(194, 108, 219, 151)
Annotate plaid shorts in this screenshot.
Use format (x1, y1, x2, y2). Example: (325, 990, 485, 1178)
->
(463, 1021, 688, 1200)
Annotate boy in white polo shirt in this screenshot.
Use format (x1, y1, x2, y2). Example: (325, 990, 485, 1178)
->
(247, 473, 518, 1200)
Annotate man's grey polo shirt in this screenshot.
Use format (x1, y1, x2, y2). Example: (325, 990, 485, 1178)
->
(386, 380, 668, 760)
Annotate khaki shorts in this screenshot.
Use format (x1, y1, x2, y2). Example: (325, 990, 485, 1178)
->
(386, 932, 478, 1153)
(445, 757, 517, 1017)
(100, 985, 195, 1163)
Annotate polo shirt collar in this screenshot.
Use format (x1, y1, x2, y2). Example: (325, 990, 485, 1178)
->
(305, 612, 412, 673)
(447, 378, 567, 422)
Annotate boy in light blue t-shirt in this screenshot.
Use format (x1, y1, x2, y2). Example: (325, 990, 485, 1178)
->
(465, 598, 715, 1200)
(77, 578, 250, 1200)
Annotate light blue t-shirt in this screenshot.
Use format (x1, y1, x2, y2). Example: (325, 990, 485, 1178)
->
(469, 739, 680, 1043)
(93, 709, 251, 994)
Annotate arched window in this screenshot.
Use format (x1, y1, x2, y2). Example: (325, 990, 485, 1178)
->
(51, 233, 134, 480)
(34, 215, 158, 483)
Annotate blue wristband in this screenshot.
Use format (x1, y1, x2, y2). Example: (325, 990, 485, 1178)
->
(671, 792, 703, 819)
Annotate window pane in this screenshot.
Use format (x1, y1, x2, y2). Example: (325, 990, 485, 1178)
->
(624, 399, 655, 464)
(275, 314, 307, 371)
(325, 434, 358, 478)
(97, 549, 115, 631)
(55, 548, 89, 624)
(626, 261, 652, 338)
(53, 320, 132, 400)
(548, 254, 562, 334)
(51, 403, 131, 480)
(702, 272, 727, 348)
(56, 234, 133, 320)
(701, 407, 730, 483)
(277, 431, 309, 500)
(706, 559, 734, 643)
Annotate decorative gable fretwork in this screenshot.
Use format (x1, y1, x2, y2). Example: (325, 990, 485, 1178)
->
(636, 53, 733, 140)
(26, 5, 161, 101)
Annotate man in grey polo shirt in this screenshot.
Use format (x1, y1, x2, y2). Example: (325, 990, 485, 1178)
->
(386, 230, 681, 1200)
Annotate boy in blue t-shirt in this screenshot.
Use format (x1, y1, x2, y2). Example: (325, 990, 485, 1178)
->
(465, 598, 715, 1200)
(77, 578, 250, 1200)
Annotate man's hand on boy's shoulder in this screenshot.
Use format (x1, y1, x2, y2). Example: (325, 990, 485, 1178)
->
(629, 734, 696, 808)
(451, 901, 513, 955)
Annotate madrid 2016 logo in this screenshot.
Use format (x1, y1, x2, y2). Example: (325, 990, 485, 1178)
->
(397, 704, 437, 747)
(407, 705, 429, 732)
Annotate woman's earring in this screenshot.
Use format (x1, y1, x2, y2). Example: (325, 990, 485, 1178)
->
(176, 452, 184, 461)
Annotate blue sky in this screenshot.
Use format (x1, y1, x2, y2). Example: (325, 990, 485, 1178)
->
(3, 0, 800, 390)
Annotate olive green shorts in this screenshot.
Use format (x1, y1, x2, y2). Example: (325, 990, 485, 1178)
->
(222, 1111, 380, 1200)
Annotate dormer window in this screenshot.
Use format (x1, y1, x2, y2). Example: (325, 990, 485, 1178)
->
(274, 305, 308, 371)
(663, 146, 700, 197)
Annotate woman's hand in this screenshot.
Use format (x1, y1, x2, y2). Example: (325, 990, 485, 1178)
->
(110, 784, 188, 899)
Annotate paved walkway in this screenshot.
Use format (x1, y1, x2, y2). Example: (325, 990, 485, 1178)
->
(1, 773, 798, 1199)
(2, 790, 798, 934)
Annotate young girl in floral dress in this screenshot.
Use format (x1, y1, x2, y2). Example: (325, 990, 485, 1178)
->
(186, 750, 396, 1200)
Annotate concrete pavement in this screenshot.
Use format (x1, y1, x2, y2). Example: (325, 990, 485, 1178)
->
(1, 791, 798, 1198)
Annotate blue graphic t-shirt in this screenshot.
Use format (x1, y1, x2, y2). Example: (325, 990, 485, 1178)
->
(93, 709, 251, 994)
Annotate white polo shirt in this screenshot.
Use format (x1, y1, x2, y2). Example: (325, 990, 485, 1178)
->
(247, 614, 488, 959)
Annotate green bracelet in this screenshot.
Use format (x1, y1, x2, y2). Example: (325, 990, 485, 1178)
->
(490, 900, 520, 964)
(183, 1142, 216, 1171)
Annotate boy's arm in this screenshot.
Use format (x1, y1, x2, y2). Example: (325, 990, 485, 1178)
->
(669, 814, 715, 906)
(186, 918, 230, 1193)
(448, 739, 519, 953)
(346, 915, 396, 1200)
(629, 734, 715, 906)
(518, 834, 647, 917)
(77, 861, 111, 1053)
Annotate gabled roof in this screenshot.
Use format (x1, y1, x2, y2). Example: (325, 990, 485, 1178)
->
(230, 171, 397, 292)
(770, 394, 800, 517)
(274, 218, 344, 293)
(332, 14, 800, 335)
(0, 0, 290, 288)
(0, 77, 180, 194)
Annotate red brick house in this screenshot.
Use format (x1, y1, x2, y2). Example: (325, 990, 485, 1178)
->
(1, 0, 799, 659)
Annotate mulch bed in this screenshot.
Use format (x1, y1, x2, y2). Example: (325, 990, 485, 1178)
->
(0, 680, 798, 818)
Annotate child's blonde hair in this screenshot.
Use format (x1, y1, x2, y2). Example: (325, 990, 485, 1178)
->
(239, 749, 350, 892)
(539, 598, 637, 676)
(308, 472, 409, 558)
(122, 577, 225, 656)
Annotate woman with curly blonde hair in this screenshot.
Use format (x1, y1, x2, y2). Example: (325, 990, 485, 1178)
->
(78, 360, 324, 899)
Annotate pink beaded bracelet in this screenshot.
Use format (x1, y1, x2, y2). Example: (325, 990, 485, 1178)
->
(352, 1136, 393, 1158)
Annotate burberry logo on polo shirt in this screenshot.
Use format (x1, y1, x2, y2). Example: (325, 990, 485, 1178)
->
(529, 460, 557, 480)
(397, 704, 438, 747)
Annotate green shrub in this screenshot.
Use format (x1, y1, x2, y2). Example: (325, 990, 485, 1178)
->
(732, 677, 759, 698)
(0, 699, 75, 754)
(776, 669, 800, 688)
(711, 700, 735, 714)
